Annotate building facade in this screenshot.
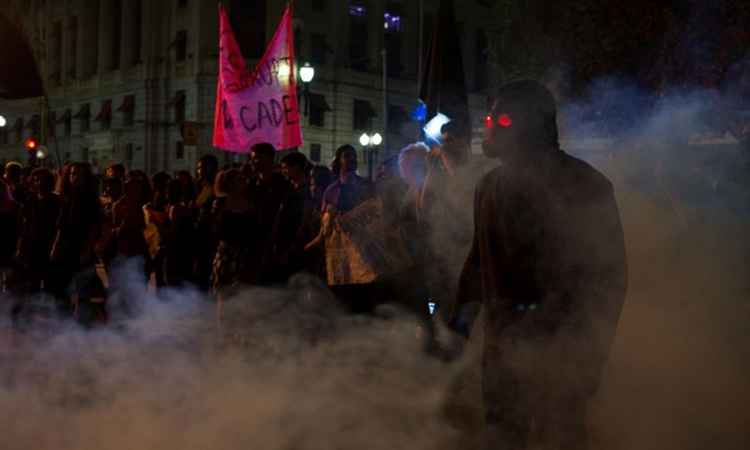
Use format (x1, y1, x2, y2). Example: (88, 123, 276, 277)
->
(0, 0, 496, 174)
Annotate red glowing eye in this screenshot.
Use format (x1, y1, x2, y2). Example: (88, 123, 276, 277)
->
(484, 114, 494, 129)
(498, 114, 512, 128)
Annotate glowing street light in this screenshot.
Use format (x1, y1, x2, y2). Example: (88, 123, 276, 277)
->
(298, 63, 315, 117)
(299, 62, 315, 84)
(358, 132, 382, 180)
(35, 145, 48, 159)
(0, 115, 6, 127)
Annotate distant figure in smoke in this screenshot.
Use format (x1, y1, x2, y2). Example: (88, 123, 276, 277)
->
(455, 80, 627, 450)
(194, 154, 220, 291)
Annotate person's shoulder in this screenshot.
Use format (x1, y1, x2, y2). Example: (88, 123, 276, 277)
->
(558, 150, 614, 194)
(476, 164, 505, 190)
(322, 180, 340, 195)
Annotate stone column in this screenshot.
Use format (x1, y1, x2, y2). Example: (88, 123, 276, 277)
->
(97, 0, 113, 73)
(119, 0, 133, 69)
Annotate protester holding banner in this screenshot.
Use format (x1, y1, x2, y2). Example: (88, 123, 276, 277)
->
(270, 152, 312, 283)
(247, 143, 291, 285)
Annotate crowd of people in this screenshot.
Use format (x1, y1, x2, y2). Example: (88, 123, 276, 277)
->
(2, 124, 474, 327)
(2, 80, 630, 449)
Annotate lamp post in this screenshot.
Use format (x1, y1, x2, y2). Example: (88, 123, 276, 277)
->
(299, 62, 315, 116)
(359, 132, 382, 180)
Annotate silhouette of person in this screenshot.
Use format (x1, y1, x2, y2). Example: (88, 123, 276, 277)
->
(454, 80, 628, 450)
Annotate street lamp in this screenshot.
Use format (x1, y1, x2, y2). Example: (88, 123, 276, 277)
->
(299, 62, 315, 84)
(299, 62, 315, 116)
(0, 115, 6, 127)
(359, 132, 382, 180)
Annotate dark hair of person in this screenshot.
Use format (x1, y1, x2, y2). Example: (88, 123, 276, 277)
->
(440, 120, 470, 141)
(31, 167, 56, 195)
(166, 178, 183, 205)
(125, 170, 153, 205)
(57, 162, 98, 199)
(250, 142, 276, 160)
(152, 171, 171, 193)
(280, 152, 309, 170)
(176, 170, 196, 203)
(331, 144, 357, 176)
(107, 163, 126, 179)
(310, 165, 334, 192)
(493, 79, 559, 151)
(4, 162, 22, 184)
(198, 154, 219, 170)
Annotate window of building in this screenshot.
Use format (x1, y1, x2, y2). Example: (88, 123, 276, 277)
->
(349, 2, 369, 71)
(230, 0, 266, 58)
(312, 0, 326, 12)
(310, 33, 327, 66)
(387, 104, 408, 133)
(61, 109, 72, 136)
(310, 143, 321, 162)
(385, 33, 403, 77)
(28, 115, 41, 137)
(68, 17, 78, 78)
(81, 147, 89, 162)
(178, 0, 188, 7)
(118, 95, 135, 126)
(95, 100, 112, 130)
(176, 141, 185, 160)
(308, 93, 331, 127)
(125, 143, 134, 166)
(0, 128, 8, 145)
(175, 30, 187, 62)
(13, 118, 23, 143)
(74, 103, 91, 133)
(353, 99, 375, 130)
(173, 91, 186, 123)
(48, 111, 56, 138)
(112, 0, 122, 69)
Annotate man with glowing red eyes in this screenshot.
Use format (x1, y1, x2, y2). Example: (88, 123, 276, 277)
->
(454, 80, 627, 450)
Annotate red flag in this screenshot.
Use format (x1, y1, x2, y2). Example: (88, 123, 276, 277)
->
(213, 4, 303, 152)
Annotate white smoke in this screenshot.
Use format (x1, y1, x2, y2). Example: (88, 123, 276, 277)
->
(1, 270, 475, 450)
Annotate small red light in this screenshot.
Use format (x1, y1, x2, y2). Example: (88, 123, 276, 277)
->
(24, 138, 38, 150)
(498, 114, 512, 128)
(484, 114, 494, 129)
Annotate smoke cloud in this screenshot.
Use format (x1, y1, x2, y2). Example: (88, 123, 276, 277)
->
(1, 269, 477, 450)
(559, 78, 750, 450)
(2, 76, 749, 450)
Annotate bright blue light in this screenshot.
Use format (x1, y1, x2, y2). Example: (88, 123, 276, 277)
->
(384, 12, 401, 31)
(349, 4, 366, 17)
(410, 100, 427, 122)
(428, 302, 436, 315)
(423, 113, 451, 143)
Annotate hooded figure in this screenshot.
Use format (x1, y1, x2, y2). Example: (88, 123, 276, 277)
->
(454, 80, 627, 450)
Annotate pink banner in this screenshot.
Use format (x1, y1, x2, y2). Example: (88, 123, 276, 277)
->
(213, 4, 303, 152)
